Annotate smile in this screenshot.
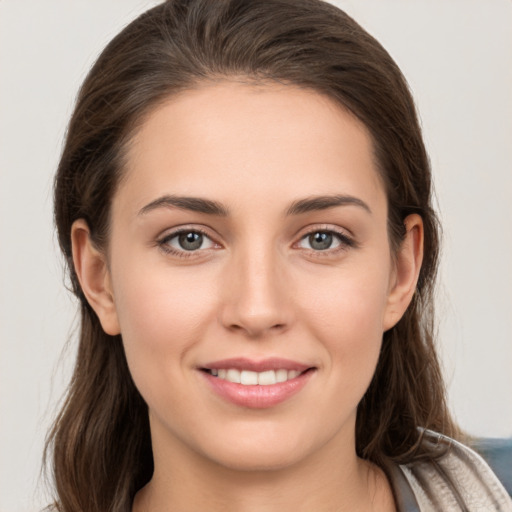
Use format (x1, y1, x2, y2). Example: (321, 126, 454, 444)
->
(200, 358, 315, 408)
(205, 368, 303, 385)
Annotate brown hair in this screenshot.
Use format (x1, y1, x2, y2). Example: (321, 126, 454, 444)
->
(48, 0, 457, 510)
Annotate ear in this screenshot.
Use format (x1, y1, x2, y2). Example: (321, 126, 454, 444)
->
(383, 214, 424, 331)
(71, 219, 121, 335)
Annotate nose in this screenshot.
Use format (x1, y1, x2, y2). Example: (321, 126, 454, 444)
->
(219, 245, 293, 339)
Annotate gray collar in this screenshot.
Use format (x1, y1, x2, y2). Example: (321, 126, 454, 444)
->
(387, 463, 421, 512)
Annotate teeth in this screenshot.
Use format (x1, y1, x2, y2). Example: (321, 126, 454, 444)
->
(258, 370, 276, 385)
(276, 369, 288, 382)
(226, 369, 241, 384)
(208, 368, 304, 385)
(241, 370, 258, 385)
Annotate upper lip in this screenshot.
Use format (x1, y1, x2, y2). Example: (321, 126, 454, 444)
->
(200, 357, 313, 372)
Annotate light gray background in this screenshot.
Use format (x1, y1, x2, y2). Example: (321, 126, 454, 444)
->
(1, 1, 511, 510)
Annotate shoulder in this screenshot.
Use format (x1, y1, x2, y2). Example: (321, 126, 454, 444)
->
(396, 430, 512, 512)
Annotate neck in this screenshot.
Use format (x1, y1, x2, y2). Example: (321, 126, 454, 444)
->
(133, 419, 395, 512)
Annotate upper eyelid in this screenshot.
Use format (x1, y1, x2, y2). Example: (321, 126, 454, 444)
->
(156, 226, 222, 254)
(156, 228, 221, 259)
(158, 225, 218, 241)
(155, 224, 355, 248)
(294, 223, 354, 240)
(294, 226, 358, 251)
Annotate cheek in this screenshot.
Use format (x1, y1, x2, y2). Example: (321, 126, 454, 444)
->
(296, 259, 391, 375)
(301, 262, 390, 331)
(110, 261, 217, 391)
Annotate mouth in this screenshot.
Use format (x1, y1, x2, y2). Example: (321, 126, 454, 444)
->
(199, 358, 316, 408)
(201, 367, 312, 386)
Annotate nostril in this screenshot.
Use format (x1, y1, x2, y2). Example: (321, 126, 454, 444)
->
(225, 321, 287, 338)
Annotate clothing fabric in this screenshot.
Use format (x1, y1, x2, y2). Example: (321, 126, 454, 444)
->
(389, 430, 512, 511)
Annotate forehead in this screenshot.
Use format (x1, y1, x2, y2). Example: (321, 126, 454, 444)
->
(118, 81, 386, 216)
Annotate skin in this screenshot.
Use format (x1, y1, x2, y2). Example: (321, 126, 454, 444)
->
(72, 81, 423, 512)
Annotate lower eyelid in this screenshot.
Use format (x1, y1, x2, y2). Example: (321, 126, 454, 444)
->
(158, 229, 217, 253)
(297, 230, 354, 250)
(156, 227, 355, 256)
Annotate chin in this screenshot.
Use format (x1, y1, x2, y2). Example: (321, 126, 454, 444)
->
(205, 445, 307, 473)
(193, 423, 322, 473)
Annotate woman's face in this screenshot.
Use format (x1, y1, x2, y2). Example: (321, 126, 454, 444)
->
(78, 81, 419, 472)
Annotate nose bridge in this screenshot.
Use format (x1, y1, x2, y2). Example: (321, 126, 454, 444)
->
(221, 236, 290, 337)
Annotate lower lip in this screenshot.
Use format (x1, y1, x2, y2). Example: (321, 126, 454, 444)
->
(201, 370, 314, 409)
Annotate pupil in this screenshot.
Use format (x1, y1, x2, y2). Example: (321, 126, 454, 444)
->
(309, 232, 332, 250)
(178, 232, 203, 251)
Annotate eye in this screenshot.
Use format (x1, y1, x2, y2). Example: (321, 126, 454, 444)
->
(159, 229, 216, 254)
(297, 230, 354, 251)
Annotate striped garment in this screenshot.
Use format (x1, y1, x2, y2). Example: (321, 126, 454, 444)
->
(388, 430, 512, 511)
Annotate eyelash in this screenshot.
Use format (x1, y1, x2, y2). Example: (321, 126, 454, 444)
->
(295, 227, 357, 255)
(157, 227, 218, 258)
(156, 227, 357, 259)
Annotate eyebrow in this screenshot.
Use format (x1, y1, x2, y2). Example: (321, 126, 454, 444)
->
(138, 193, 371, 217)
(286, 195, 372, 216)
(138, 195, 229, 216)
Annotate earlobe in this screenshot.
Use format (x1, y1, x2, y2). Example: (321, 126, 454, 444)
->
(383, 214, 424, 331)
(71, 219, 121, 335)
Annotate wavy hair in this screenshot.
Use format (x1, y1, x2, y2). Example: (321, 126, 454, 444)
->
(47, 0, 457, 510)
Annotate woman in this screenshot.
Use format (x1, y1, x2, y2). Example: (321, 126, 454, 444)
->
(46, 0, 512, 510)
